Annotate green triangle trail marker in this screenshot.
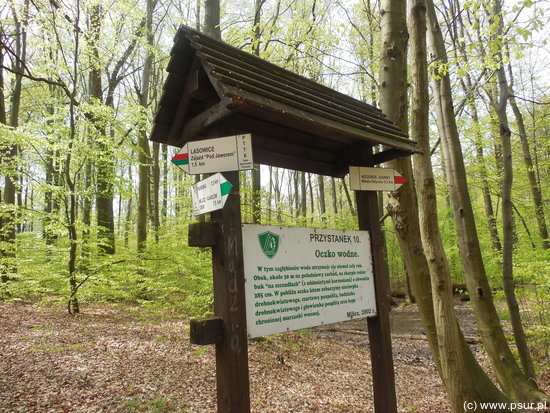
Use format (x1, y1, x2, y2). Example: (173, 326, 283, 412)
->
(191, 173, 233, 216)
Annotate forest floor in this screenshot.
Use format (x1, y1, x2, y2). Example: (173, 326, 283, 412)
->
(0, 302, 548, 413)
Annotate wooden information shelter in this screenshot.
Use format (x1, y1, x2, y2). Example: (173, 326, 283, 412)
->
(150, 26, 420, 413)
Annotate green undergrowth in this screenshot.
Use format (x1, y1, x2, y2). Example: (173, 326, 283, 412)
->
(1, 225, 214, 318)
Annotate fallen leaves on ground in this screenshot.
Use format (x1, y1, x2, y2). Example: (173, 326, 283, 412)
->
(0, 303, 547, 412)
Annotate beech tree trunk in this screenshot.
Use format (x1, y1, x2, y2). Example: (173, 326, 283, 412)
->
(492, 0, 536, 382)
(379, 0, 441, 371)
(380, 0, 510, 408)
(330, 177, 338, 215)
(425, 0, 546, 401)
(409, 1, 502, 409)
(507, 92, 549, 250)
(250, 0, 265, 224)
(450, 5, 502, 251)
(318, 175, 326, 222)
(88, 4, 116, 255)
(341, 178, 355, 216)
(1, 1, 28, 280)
(152, 141, 160, 242)
(137, 0, 154, 253)
(205, 0, 221, 39)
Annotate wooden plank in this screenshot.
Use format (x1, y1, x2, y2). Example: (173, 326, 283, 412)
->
(154, 104, 178, 126)
(252, 133, 338, 165)
(197, 52, 403, 135)
(188, 222, 220, 247)
(166, 48, 193, 76)
(232, 114, 344, 153)
(150, 122, 172, 144)
(167, 61, 201, 143)
(188, 31, 388, 118)
(253, 147, 339, 177)
(354, 142, 398, 413)
(235, 98, 419, 154)
(190, 317, 224, 345)
(178, 99, 236, 145)
(214, 73, 412, 145)
(372, 148, 417, 165)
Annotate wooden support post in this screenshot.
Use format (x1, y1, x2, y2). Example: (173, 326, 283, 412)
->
(354, 143, 397, 413)
(209, 170, 251, 413)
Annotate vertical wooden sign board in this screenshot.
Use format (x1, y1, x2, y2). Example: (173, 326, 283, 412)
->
(355, 143, 398, 413)
(210, 169, 251, 413)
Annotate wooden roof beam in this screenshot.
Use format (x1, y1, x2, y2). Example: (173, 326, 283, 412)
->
(372, 148, 418, 165)
(167, 60, 202, 143)
(179, 99, 237, 144)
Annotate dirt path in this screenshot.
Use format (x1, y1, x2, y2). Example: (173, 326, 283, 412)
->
(0, 303, 544, 412)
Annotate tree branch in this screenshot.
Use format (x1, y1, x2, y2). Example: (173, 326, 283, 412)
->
(0, 63, 79, 106)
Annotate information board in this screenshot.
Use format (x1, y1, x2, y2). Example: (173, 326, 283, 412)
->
(242, 225, 377, 338)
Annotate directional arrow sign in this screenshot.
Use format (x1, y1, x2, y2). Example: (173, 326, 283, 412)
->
(349, 166, 407, 191)
(172, 134, 253, 175)
(191, 173, 233, 216)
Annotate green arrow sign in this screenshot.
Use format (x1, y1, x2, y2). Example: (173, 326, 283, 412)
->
(191, 173, 233, 216)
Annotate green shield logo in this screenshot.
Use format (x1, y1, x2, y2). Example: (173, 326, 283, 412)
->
(258, 231, 280, 259)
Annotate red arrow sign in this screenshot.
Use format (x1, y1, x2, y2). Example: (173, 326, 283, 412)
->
(349, 167, 407, 191)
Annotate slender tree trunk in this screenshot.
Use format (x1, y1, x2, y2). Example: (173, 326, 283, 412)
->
(250, 1, 263, 224)
(426, 0, 545, 400)
(492, 0, 536, 381)
(308, 174, 314, 218)
(508, 95, 549, 249)
(410, 1, 491, 408)
(65, 3, 81, 314)
(318, 175, 326, 222)
(44, 148, 54, 244)
(80, 159, 92, 267)
(137, 0, 154, 253)
(124, 166, 133, 249)
(204, 0, 221, 38)
(293, 171, 299, 217)
(273, 167, 282, 221)
(341, 178, 355, 216)
(88, 4, 115, 255)
(330, 177, 338, 216)
(162, 143, 168, 220)
(267, 166, 273, 223)
(474, 118, 502, 251)
(152, 141, 160, 242)
(451, 7, 501, 251)
(300, 172, 307, 217)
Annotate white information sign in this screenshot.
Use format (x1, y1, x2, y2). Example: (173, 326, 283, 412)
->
(191, 173, 232, 216)
(242, 225, 377, 338)
(172, 134, 253, 175)
(349, 166, 406, 191)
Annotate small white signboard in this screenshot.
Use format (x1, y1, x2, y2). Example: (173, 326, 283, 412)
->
(349, 166, 406, 191)
(191, 173, 232, 216)
(242, 225, 377, 338)
(172, 134, 253, 175)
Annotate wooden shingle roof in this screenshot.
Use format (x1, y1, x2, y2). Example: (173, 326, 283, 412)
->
(150, 25, 419, 177)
